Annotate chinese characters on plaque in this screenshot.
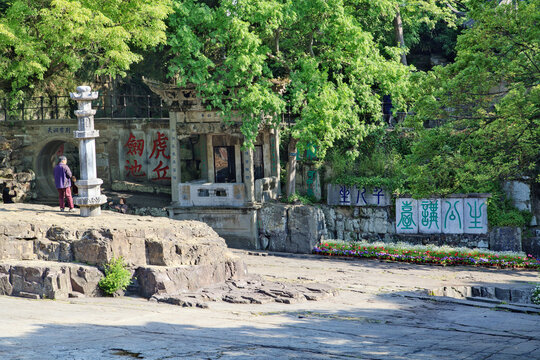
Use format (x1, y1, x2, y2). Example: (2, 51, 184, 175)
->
(396, 197, 488, 234)
(327, 184, 391, 207)
(122, 130, 171, 183)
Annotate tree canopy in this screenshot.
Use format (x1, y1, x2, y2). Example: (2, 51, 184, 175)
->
(0, 0, 172, 98)
(166, 0, 413, 155)
(405, 0, 539, 197)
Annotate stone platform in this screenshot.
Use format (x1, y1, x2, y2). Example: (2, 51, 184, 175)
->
(0, 203, 247, 299)
(0, 204, 336, 305)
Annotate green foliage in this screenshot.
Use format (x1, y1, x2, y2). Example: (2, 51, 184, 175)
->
(532, 285, 540, 305)
(407, 1, 540, 196)
(285, 192, 316, 205)
(98, 256, 133, 296)
(0, 0, 172, 99)
(166, 0, 413, 151)
(488, 198, 532, 228)
(327, 126, 412, 193)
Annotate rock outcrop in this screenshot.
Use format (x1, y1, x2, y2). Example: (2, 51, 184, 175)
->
(0, 261, 102, 299)
(0, 204, 247, 300)
(258, 203, 326, 253)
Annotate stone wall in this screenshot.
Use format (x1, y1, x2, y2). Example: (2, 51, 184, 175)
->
(0, 134, 36, 202)
(322, 205, 395, 242)
(258, 203, 326, 253)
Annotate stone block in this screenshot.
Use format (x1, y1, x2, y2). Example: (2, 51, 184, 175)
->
(441, 198, 464, 234)
(494, 287, 511, 301)
(72, 229, 146, 266)
(0, 238, 35, 260)
(396, 198, 418, 234)
(2, 261, 102, 299)
(503, 181, 531, 212)
(34, 239, 73, 262)
(136, 258, 247, 298)
(287, 205, 326, 253)
(69, 265, 102, 296)
(0, 272, 13, 295)
(464, 198, 488, 234)
(419, 199, 442, 234)
(327, 184, 391, 206)
(259, 203, 288, 252)
(489, 227, 522, 252)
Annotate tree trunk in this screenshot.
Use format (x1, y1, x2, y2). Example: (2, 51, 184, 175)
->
(286, 138, 298, 198)
(393, 9, 407, 66)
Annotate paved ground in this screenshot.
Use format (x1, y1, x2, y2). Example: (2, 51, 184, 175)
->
(1, 250, 539, 359)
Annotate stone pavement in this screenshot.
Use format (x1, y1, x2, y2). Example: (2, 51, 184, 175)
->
(1, 251, 539, 359)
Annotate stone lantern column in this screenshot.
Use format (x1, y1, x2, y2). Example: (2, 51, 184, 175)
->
(70, 86, 107, 216)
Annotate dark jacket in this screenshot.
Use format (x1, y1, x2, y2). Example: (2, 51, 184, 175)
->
(54, 163, 72, 189)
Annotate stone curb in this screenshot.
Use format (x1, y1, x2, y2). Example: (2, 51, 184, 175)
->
(402, 293, 540, 314)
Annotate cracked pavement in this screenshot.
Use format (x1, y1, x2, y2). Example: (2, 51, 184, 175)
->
(1, 250, 539, 359)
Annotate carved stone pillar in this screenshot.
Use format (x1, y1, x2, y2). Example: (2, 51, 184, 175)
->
(70, 86, 107, 217)
(243, 148, 255, 204)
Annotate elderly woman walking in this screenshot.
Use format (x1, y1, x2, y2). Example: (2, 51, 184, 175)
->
(54, 156, 74, 212)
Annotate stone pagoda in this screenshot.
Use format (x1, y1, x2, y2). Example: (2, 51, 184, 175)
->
(70, 86, 107, 216)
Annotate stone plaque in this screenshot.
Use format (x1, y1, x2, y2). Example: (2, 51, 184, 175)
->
(396, 198, 418, 234)
(418, 199, 441, 234)
(464, 198, 488, 234)
(442, 198, 464, 234)
(327, 184, 391, 206)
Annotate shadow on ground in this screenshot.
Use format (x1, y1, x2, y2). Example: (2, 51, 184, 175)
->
(1, 291, 539, 360)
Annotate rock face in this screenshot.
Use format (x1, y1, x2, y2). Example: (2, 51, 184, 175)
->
(0, 204, 247, 299)
(258, 203, 326, 254)
(151, 275, 337, 308)
(0, 261, 102, 299)
(137, 260, 248, 298)
(0, 135, 36, 203)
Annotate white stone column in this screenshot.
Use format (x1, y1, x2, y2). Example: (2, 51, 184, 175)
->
(70, 86, 107, 217)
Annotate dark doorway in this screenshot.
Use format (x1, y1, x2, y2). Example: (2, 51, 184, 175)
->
(36, 141, 79, 200)
(214, 146, 236, 183)
(254, 145, 264, 180)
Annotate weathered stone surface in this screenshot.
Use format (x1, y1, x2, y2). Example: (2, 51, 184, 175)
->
(0, 264, 12, 295)
(259, 203, 326, 254)
(287, 205, 326, 254)
(260, 203, 288, 252)
(70, 265, 103, 296)
(34, 239, 73, 262)
(145, 231, 226, 266)
(72, 229, 146, 266)
(0, 238, 35, 261)
(489, 227, 522, 252)
(137, 258, 247, 298)
(2, 261, 102, 299)
(151, 275, 337, 307)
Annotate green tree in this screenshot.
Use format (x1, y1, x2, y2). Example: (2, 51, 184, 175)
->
(406, 0, 539, 197)
(167, 0, 413, 195)
(0, 0, 172, 99)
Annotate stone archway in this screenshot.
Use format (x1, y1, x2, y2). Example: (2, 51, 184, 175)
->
(35, 140, 79, 199)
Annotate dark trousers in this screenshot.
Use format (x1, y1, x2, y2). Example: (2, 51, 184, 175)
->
(57, 187, 74, 209)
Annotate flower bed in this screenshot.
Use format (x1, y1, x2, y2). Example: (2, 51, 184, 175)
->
(313, 241, 540, 269)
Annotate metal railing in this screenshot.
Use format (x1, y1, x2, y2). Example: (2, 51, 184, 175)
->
(0, 93, 169, 122)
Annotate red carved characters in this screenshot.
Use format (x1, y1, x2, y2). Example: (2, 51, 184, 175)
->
(123, 131, 170, 181)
